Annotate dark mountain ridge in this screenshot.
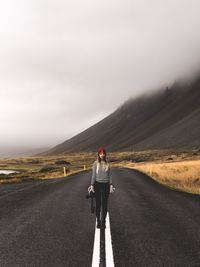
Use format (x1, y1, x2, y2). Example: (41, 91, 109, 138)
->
(40, 75, 200, 155)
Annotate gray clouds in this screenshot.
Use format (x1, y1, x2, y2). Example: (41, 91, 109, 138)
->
(1, 0, 200, 149)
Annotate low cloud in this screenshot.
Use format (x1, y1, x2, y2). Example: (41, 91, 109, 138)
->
(0, 0, 200, 148)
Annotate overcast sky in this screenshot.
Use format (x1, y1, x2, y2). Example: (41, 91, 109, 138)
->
(1, 0, 200, 150)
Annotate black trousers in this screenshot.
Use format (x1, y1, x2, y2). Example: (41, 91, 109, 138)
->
(94, 181, 110, 221)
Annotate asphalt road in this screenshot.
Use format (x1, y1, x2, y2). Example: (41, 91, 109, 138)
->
(1, 167, 200, 266)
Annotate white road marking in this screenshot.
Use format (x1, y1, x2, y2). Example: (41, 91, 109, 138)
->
(91, 219, 100, 267)
(91, 213, 115, 267)
(105, 212, 115, 267)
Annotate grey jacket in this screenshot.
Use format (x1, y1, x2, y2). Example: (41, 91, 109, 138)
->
(91, 160, 112, 186)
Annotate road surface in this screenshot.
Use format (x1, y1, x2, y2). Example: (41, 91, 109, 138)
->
(0, 167, 200, 266)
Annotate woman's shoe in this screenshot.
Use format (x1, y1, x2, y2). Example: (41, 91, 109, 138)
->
(101, 219, 106, 229)
(97, 219, 101, 228)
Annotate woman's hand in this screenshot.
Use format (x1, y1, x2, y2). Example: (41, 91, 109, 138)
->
(110, 184, 115, 193)
(88, 185, 95, 193)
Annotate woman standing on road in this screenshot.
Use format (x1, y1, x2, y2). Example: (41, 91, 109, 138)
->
(88, 147, 115, 229)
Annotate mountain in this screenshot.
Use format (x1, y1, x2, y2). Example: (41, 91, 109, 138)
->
(40, 76, 200, 155)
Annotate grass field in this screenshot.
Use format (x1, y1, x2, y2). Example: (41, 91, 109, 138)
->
(0, 149, 200, 194)
(0, 153, 95, 184)
(123, 159, 200, 194)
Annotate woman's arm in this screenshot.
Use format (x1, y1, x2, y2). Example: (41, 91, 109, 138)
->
(90, 161, 96, 186)
(108, 164, 112, 185)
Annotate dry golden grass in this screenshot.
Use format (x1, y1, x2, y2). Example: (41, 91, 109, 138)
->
(0, 152, 100, 184)
(125, 159, 200, 194)
(0, 149, 200, 196)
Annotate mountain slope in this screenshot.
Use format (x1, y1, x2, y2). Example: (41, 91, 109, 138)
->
(41, 76, 200, 155)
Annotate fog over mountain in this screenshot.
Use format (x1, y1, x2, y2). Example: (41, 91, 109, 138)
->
(41, 75, 200, 155)
(1, 0, 200, 156)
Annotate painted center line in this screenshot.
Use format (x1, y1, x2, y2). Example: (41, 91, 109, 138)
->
(91, 212, 115, 267)
(105, 212, 115, 267)
(91, 219, 100, 266)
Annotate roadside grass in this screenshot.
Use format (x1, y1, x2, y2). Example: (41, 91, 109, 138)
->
(126, 159, 200, 195)
(0, 153, 95, 184)
(0, 149, 200, 195)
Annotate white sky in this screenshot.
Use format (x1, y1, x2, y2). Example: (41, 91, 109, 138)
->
(1, 0, 200, 149)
